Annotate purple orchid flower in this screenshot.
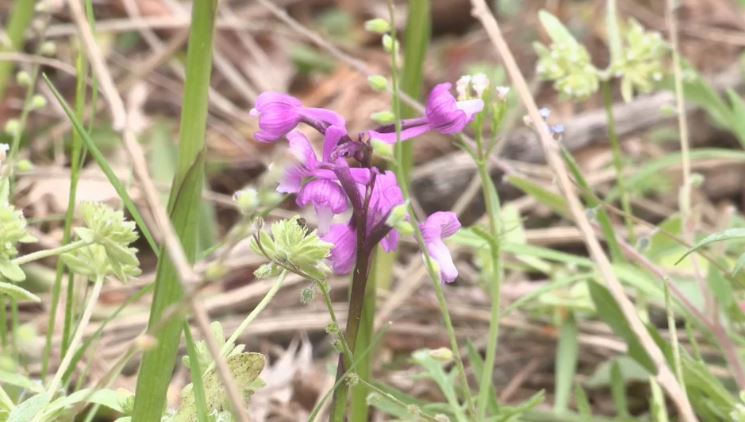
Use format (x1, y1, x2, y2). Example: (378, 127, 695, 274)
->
(420, 211, 462, 283)
(250, 92, 346, 143)
(368, 82, 484, 144)
(251, 82, 471, 283)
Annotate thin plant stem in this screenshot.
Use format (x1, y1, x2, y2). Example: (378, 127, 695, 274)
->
(42, 274, 103, 402)
(474, 124, 503, 419)
(61, 18, 93, 358)
(219, 271, 288, 360)
(664, 280, 685, 386)
(13, 239, 90, 265)
(386, 3, 475, 415)
(317, 280, 353, 363)
(601, 81, 636, 244)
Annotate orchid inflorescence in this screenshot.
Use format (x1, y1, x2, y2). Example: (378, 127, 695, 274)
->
(251, 82, 483, 283)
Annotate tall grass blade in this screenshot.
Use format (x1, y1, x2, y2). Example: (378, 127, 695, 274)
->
(132, 0, 218, 419)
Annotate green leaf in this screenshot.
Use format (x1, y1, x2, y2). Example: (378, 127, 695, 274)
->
(610, 361, 629, 417)
(412, 349, 468, 422)
(43, 76, 158, 256)
(0, 260, 25, 282)
(554, 314, 578, 413)
(175, 352, 265, 420)
(0, 281, 39, 302)
(506, 175, 570, 219)
(538, 10, 579, 46)
(676, 228, 745, 264)
(574, 384, 592, 418)
(0, 370, 43, 392)
(8, 393, 50, 422)
(586, 281, 656, 373)
(132, 0, 217, 418)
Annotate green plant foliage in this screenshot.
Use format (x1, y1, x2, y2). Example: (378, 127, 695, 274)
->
(534, 11, 599, 99)
(250, 217, 332, 281)
(612, 20, 667, 102)
(0, 204, 36, 282)
(173, 353, 265, 421)
(61, 202, 140, 280)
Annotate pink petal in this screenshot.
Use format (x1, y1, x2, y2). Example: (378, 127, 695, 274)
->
(322, 224, 357, 274)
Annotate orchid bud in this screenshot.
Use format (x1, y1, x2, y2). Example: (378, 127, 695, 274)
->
(382, 34, 399, 55)
(4, 119, 20, 137)
(16, 71, 31, 87)
(40, 41, 57, 56)
(364, 18, 390, 34)
(371, 110, 395, 125)
(371, 139, 394, 161)
(367, 74, 388, 92)
(31, 94, 47, 110)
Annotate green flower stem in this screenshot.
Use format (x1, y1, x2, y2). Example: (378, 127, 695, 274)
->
(219, 270, 288, 360)
(41, 274, 103, 403)
(474, 129, 503, 420)
(13, 239, 90, 266)
(317, 278, 353, 363)
(385, 3, 474, 413)
(601, 80, 636, 244)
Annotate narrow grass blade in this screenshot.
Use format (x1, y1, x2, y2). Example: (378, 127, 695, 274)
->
(43, 75, 158, 254)
(554, 313, 578, 413)
(396, 0, 431, 182)
(610, 360, 629, 417)
(132, 0, 217, 418)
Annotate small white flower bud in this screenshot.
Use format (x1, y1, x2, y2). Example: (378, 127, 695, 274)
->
(471, 73, 489, 98)
(455, 75, 471, 100)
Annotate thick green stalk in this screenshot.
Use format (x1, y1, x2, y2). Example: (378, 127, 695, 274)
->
(331, 240, 373, 422)
(132, 1, 217, 419)
(349, 250, 377, 421)
(601, 81, 635, 244)
(0, 0, 36, 100)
